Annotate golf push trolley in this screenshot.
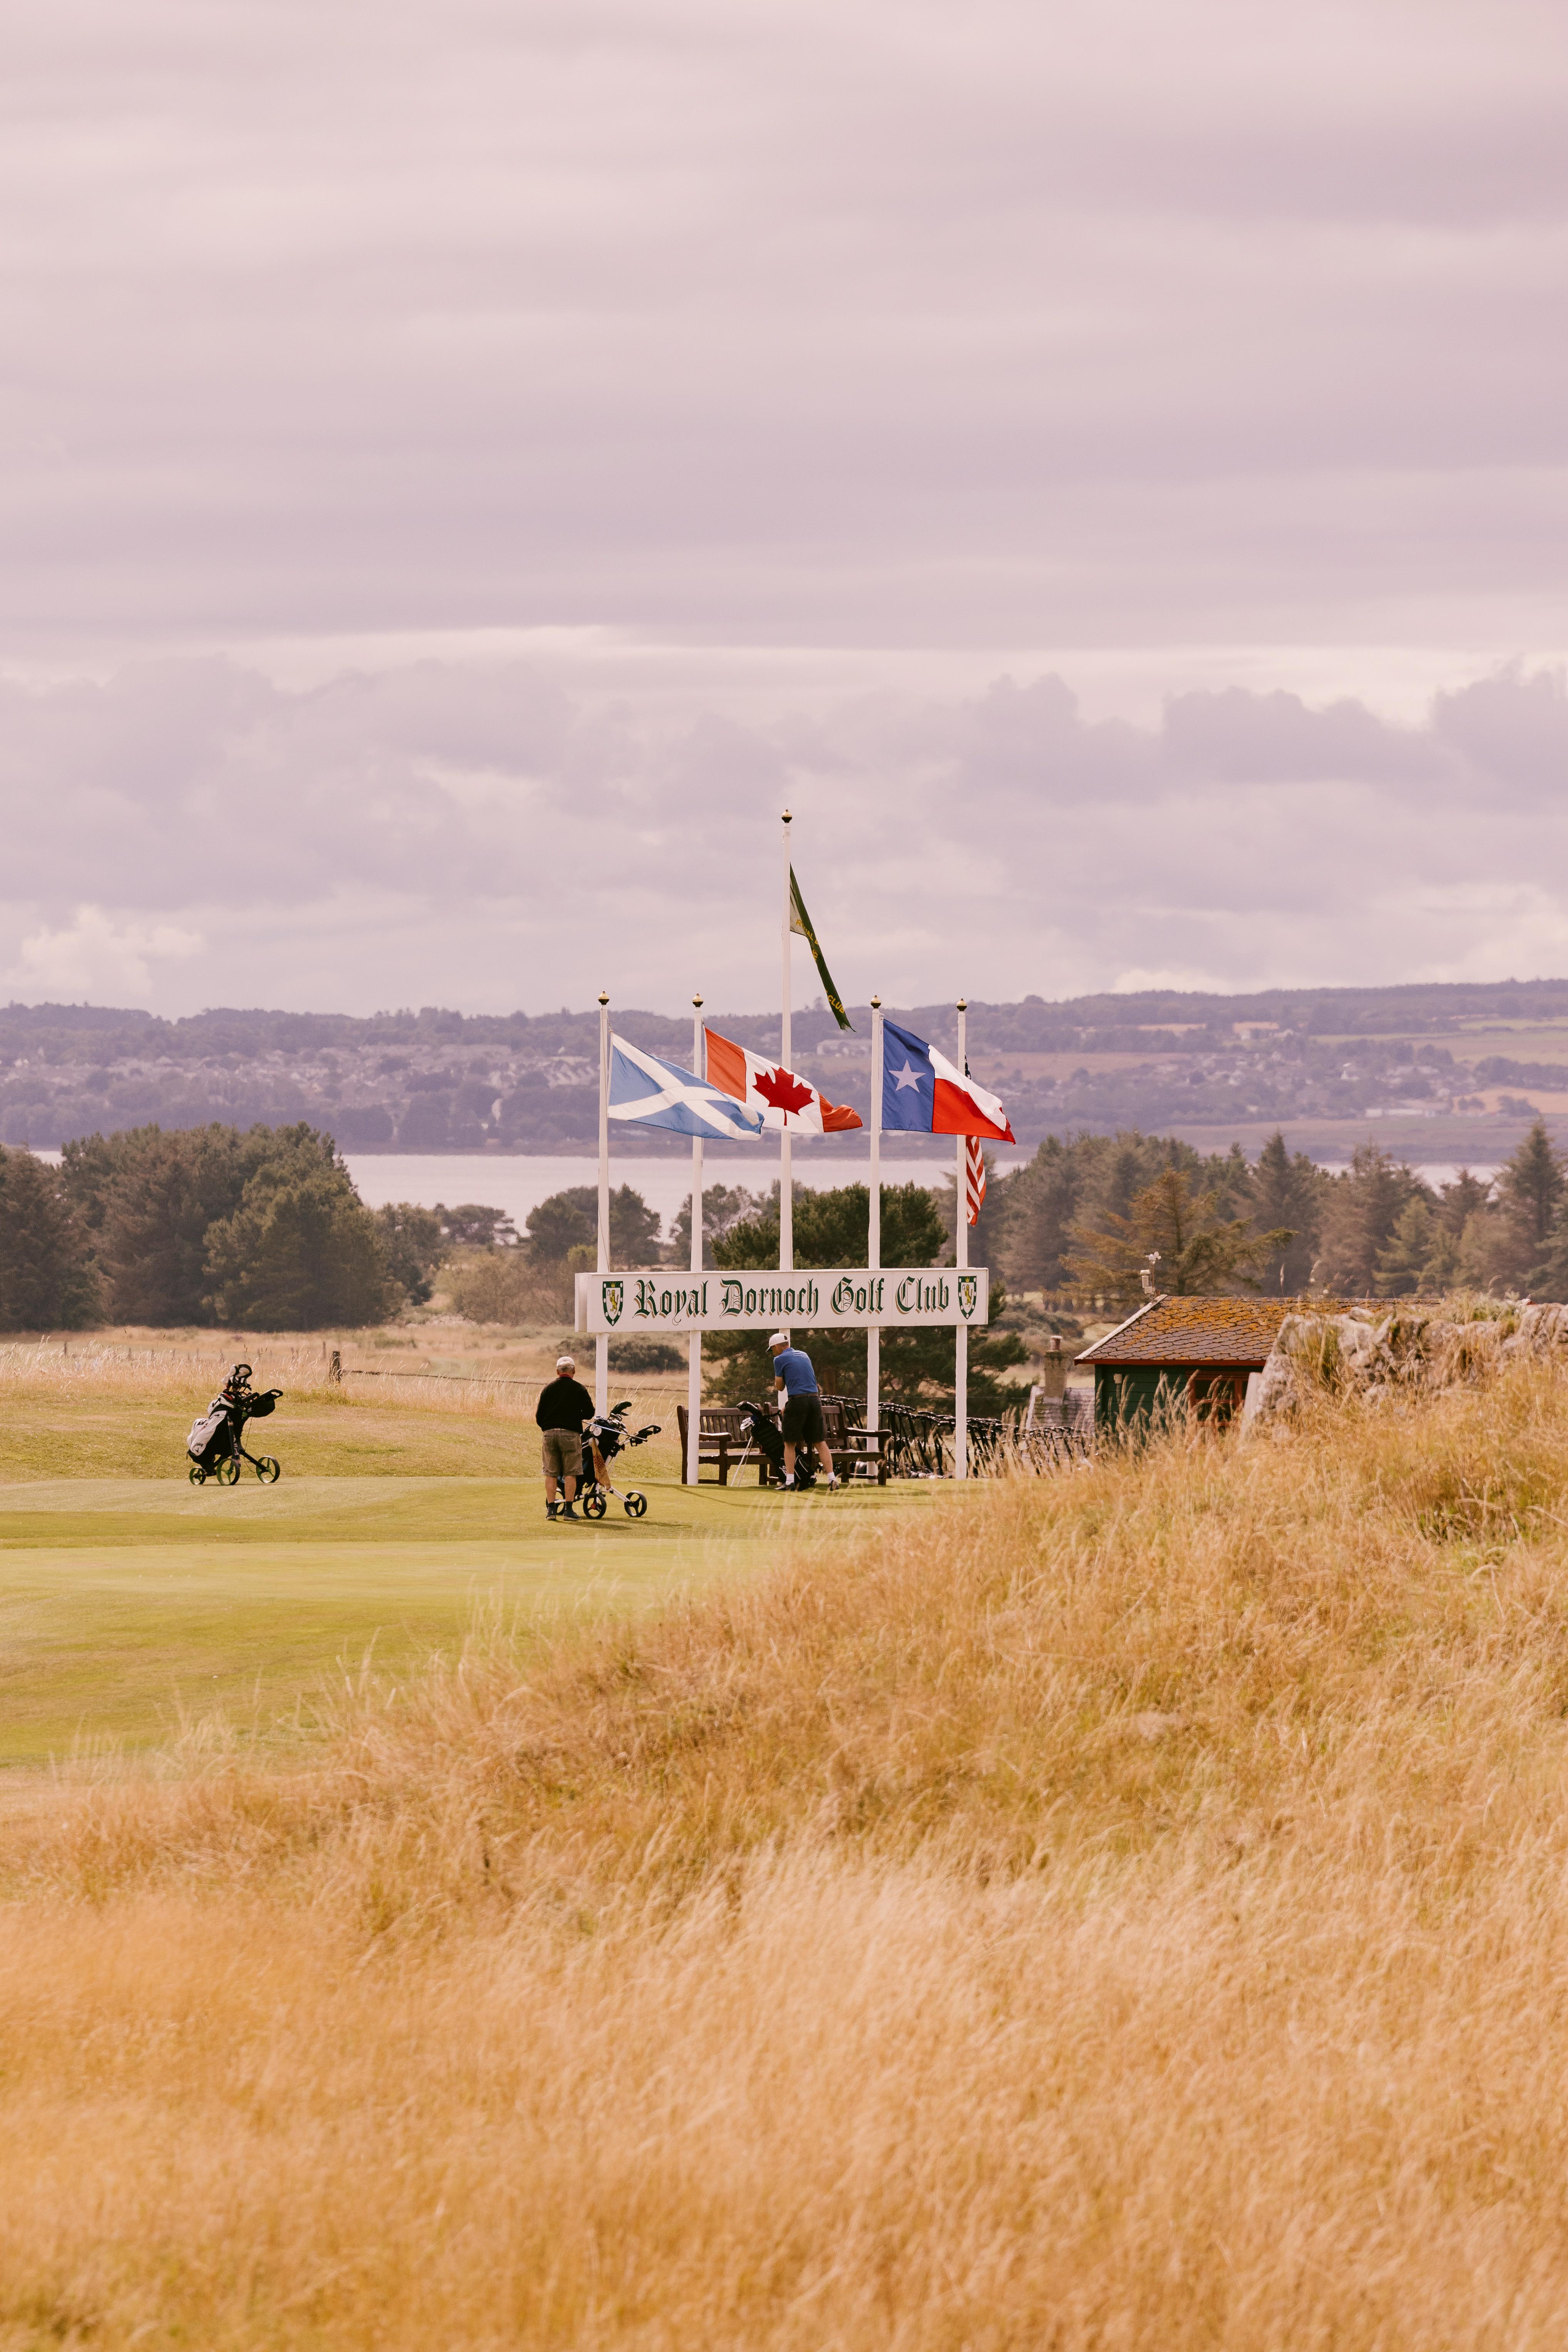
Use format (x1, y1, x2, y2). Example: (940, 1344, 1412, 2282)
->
(577, 1399, 660, 1519)
(187, 1364, 284, 1486)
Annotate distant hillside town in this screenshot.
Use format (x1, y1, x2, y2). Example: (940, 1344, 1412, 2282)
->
(3, 977, 1568, 1161)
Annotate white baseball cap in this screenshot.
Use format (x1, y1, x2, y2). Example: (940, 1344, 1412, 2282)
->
(768, 1331, 790, 1350)
(557, 1354, 576, 1371)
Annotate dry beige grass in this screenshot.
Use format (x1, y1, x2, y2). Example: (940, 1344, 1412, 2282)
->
(0, 1332, 685, 1435)
(10, 1366, 1568, 2344)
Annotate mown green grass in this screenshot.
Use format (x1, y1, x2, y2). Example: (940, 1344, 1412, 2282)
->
(0, 1386, 547, 1481)
(0, 1388, 920, 1763)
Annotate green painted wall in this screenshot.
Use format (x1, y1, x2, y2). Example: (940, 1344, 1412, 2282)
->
(1094, 1365, 1185, 1434)
(1093, 1365, 1249, 1435)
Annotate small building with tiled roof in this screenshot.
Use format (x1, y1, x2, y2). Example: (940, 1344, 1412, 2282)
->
(1075, 1295, 1318, 1432)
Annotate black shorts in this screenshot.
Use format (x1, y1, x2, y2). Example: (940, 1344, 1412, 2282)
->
(781, 1391, 824, 1446)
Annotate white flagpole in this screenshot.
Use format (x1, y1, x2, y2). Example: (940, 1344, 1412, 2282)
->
(780, 807, 793, 1274)
(954, 995, 968, 1483)
(867, 994, 882, 1434)
(687, 993, 704, 1486)
(596, 989, 610, 1418)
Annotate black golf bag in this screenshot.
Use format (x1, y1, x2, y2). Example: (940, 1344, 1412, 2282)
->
(577, 1400, 661, 1520)
(186, 1363, 283, 1485)
(736, 1399, 816, 1489)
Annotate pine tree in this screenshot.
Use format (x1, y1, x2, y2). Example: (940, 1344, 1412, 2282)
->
(1065, 1165, 1291, 1305)
(1496, 1122, 1565, 1289)
(998, 1135, 1083, 1292)
(1374, 1197, 1441, 1297)
(1435, 1167, 1492, 1237)
(204, 1130, 397, 1328)
(1249, 1130, 1324, 1292)
(1314, 1145, 1427, 1295)
(374, 1203, 445, 1306)
(524, 1184, 661, 1264)
(74, 1124, 251, 1323)
(666, 1183, 769, 1269)
(0, 1148, 98, 1329)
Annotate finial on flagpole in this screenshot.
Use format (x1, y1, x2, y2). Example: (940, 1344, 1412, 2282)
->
(782, 808, 792, 825)
(956, 995, 967, 1011)
(870, 993, 881, 1009)
(692, 992, 703, 1008)
(598, 990, 608, 1007)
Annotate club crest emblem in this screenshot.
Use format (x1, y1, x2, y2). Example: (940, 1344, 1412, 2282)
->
(957, 1274, 979, 1319)
(602, 1279, 624, 1326)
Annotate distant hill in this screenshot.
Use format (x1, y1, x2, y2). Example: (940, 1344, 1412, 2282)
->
(5, 978, 1568, 1159)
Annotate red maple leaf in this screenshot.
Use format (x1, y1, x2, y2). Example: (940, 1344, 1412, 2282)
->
(754, 1064, 815, 1116)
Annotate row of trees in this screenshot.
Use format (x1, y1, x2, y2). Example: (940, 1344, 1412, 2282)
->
(989, 1122, 1568, 1309)
(0, 1125, 470, 1330)
(12, 1109, 1568, 1339)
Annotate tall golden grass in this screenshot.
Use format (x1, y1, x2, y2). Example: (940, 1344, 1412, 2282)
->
(10, 1366, 1568, 2342)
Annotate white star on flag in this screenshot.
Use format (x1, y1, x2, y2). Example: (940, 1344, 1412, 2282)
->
(891, 1061, 923, 1092)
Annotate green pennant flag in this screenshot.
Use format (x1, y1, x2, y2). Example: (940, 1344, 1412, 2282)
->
(789, 868, 854, 1032)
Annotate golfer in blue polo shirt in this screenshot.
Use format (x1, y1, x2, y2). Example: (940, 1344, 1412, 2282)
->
(768, 1331, 840, 1491)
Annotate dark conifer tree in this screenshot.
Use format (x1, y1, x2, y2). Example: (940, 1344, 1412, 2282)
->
(1249, 1130, 1324, 1292)
(1314, 1145, 1428, 1296)
(0, 1147, 99, 1329)
(1497, 1121, 1564, 1282)
(203, 1127, 397, 1328)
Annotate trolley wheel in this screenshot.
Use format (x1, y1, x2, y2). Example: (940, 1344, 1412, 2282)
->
(623, 1492, 647, 1519)
(255, 1456, 281, 1484)
(214, 1455, 241, 1486)
(188, 1464, 206, 1484)
(582, 1491, 607, 1521)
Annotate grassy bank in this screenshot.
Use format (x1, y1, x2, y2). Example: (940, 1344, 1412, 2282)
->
(8, 1365, 1568, 2341)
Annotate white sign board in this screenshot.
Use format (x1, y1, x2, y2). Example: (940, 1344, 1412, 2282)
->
(575, 1266, 989, 1335)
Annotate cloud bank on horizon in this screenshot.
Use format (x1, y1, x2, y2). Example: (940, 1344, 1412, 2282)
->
(2, 0, 1564, 1017)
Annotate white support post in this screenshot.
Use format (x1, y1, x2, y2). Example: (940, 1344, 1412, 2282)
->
(780, 808, 792, 1273)
(596, 990, 610, 1417)
(687, 994, 704, 1486)
(867, 995, 882, 1434)
(954, 996, 968, 1482)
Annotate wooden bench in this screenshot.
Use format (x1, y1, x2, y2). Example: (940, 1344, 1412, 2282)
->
(675, 1404, 771, 1485)
(820, 1395, 890, 1486)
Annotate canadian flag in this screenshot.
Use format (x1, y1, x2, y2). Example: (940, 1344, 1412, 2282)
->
(704, 1027, 864, 1134)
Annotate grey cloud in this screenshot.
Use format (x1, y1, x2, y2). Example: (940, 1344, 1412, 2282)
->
(2, 0, 1566, 1017)
(2, 0, 1566, 657)
(3, 655, 1568, 1013)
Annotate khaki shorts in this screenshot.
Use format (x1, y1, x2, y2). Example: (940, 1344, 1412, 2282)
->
(541, 1428, 582, 1480)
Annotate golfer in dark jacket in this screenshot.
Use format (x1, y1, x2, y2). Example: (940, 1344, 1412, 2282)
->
(536, 1354, 598, 1521)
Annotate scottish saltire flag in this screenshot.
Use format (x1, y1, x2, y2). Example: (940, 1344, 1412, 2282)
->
(965, 1136, 987, 1225)
(608, 1035, 765, 1139)
(705, 1025, 863, 1134)
(881, 1019, 1016, 1142)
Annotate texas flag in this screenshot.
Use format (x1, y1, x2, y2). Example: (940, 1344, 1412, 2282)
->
(881, 1019, 1016, 1142)
(704, 1026, 864, 1134)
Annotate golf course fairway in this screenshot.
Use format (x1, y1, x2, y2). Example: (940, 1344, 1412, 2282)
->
(0, 1388, 919, 1763)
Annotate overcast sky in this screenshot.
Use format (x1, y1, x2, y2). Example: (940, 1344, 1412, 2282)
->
(3, 0, 1565, 1018)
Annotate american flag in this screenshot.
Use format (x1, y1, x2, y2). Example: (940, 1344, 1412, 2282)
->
(965, 1135, 986, 1226)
